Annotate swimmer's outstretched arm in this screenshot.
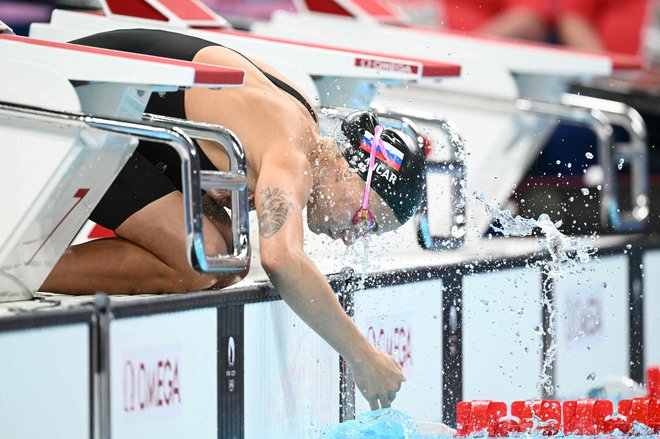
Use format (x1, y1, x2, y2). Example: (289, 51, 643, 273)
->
(255, 148, 405, 410)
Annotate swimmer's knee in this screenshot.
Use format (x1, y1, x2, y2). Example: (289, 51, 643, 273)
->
(160, 228, 247, 292)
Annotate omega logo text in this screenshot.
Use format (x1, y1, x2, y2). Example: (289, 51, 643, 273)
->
(367, 325, 413, 370)
(355, 58, 418, 74)
(123, 358, 181, 413)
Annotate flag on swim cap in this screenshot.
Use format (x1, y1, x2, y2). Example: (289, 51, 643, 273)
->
(340, 110, 426, 224)
(360, 131, 404, 171)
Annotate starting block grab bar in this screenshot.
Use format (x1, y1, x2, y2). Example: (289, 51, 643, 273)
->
(397, 89, 648, 233)
(141, 113, 250, 272)
(0, 101, 250, 275)
(559, 93, 650, 232)
(518, 97, 649, 232)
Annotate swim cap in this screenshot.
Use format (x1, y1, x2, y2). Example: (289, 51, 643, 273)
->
(340, 110, 426, 224)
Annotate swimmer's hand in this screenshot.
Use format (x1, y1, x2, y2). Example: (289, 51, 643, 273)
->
(349, 346, 406, 410)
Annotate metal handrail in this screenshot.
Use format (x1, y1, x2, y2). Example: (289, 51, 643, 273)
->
(560, 93, 650, 231)
(515, 99, 616, 229)
(371, 105, 467, 250)
(142, 113, 250, 272)
(382, 88, 645, 232)
(0, 100, 249, 276)
(398, 87, 649, 232)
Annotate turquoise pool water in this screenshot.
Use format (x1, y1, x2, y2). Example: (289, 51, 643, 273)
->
(314, 408, 660, 439)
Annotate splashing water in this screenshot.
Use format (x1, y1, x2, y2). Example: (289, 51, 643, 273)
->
(481, 199, 595, 274)
(313, 408, 452, 438)
(477, 194, 597, 396)
(340, 236, 373, 290)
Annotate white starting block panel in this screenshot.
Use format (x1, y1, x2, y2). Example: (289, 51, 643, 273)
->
(0, 34, 243, 89)
(256, 10, 640, 83)
(0, 35, 244, 301)
(83, 0, 461, 80)
(30, 7, 461, 106)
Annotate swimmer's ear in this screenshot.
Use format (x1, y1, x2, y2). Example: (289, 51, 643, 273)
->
(341, 111, 379, 147)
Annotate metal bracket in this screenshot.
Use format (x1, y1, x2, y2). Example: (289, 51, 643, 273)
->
(142, 113, 250, 273)
(560, 93, 649, 232)
(515, 99, 617, 229)
(0, 101, 250, 276)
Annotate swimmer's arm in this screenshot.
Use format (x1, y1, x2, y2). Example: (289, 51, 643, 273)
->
(255, 150, 375, 365)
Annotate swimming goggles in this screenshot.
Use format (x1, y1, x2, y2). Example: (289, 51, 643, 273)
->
(352, 125, 384, 236)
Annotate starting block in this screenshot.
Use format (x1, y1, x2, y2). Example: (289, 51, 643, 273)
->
(0, 34, 247, 302)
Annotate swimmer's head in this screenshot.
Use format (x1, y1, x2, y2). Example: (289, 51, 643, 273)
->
(339, 110, 426, 224)
(306, 111, 426, 244)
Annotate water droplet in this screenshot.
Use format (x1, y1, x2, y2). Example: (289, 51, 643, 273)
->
(581, 188, 590, 195)
(585, 152, 594, 159)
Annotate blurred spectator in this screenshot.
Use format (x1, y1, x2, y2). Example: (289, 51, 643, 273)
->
(556, 0, 650, 55)
(385, 0, 552, 40)
(437, 0, 552, 40)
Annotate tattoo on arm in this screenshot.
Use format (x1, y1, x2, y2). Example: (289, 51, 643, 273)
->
(259, 187, 294, 238)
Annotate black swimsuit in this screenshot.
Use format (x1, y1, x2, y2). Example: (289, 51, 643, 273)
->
(70, 28, 317, 229)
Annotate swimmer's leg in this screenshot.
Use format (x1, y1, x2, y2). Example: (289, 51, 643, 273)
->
(40, 192, 247, 294)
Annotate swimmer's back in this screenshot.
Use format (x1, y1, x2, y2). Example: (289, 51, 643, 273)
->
(70, 29, 317, 123)
(70, 28, 216, 64)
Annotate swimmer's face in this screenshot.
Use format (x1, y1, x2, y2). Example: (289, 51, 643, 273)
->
(307, 161, 400, 245)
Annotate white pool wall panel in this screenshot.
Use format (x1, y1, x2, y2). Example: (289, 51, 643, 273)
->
(0, 324, 90, 439)
(643, 250, 660, 368)
(244, 300, 340, 439)
(554, 255, 629, 399)
(110, 309, 217, 438)
(463, 267, 543, 401)
(352, 279, 444, 422)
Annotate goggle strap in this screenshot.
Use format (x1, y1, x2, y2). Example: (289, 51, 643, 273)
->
(362, 125, 384, 210)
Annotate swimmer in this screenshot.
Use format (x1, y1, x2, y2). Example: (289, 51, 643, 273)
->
(40, 29, 426, 410)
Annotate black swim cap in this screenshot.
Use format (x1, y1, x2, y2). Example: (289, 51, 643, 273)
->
(340, 110, 426, 224)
